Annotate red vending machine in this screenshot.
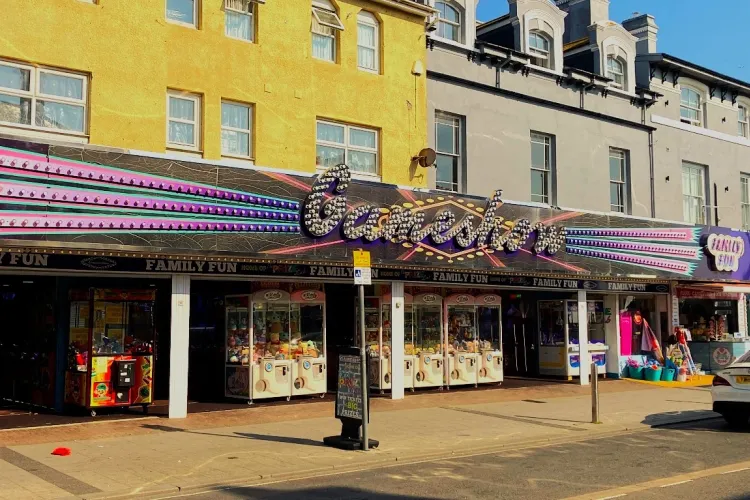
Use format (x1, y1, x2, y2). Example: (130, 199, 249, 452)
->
(65, 289, 156, 416)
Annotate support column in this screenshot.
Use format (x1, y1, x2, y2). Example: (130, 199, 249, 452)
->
(169, 274, 191, 419)
(578, 290, 590, 386)
(390, 282, 405, 400)
(604, 294, 620, 377)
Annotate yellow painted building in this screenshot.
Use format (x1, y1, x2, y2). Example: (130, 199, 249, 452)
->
(0, 0, 431, 186)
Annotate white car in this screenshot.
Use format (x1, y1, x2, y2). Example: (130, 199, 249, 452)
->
(712, 351, 750, 426)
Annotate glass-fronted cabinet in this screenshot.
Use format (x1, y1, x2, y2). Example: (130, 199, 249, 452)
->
(446, 294, 479, 387)
(538, 299, 608, 377)
(475, 294, 503, 384)
(413, 293, 443, 388)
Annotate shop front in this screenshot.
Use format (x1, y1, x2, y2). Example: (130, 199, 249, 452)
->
(674, 285, 750, 373)
(2, 138, 750, 417)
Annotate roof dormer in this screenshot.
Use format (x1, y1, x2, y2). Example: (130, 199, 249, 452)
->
(477, 0, 566, 72)
(426, 0, 477, 48)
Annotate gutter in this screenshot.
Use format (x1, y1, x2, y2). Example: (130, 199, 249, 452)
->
(427, 70, 657, 132)
(368, 0, 435, 18)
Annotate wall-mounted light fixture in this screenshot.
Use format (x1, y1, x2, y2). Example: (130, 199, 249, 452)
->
(722, 117, 727, 123)
(725, 186, 730, 192)
(665, 175, 670, 182)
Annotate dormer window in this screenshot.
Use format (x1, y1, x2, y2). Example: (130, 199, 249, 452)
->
(528, 31, 552, 69)
(680, 87, 702, 126)
(606, 56, 626, 89)
(435, 1, 461, 43)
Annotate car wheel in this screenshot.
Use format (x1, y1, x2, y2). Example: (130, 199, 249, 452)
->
(723, 413, 749, 428)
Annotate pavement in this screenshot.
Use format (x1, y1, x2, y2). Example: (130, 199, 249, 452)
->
(179, 418, 750, 500)
(0, 379, 719, 500)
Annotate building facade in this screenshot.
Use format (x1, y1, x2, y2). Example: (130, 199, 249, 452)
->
(425, 0, 750, 232)
(0, 0, 432, 185)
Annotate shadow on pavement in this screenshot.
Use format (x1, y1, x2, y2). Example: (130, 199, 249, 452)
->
(233, 432, 325, 448)
(140, 424, 326, 448)
(641, 409, 718, 427)
(203, 485, 437, 499)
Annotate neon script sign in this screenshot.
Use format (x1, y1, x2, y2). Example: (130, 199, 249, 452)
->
(706, 233, 745, 272)
(302, 164, 566, 254)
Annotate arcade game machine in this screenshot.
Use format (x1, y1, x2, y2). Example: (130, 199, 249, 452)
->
(355, 295, 382, 389)
(372, 292, 416, 393)
(445, 294, 478, 388)
(224, 295, 251, 400)
(65, 289, 155, 416)
(250, 290, 293, 401)
(413, 293, 444, 388)
(537, 300, 567, 376)
(475, 294, 503, 384)
(289, 289, 326, 397)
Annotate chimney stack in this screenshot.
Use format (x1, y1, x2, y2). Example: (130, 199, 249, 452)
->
(555, 0, 610, 44)
(622, 14, 659, 54)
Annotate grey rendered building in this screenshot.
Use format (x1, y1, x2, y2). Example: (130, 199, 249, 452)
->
(423, 0, 750, 231)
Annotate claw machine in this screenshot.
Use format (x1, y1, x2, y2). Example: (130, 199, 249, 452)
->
(289, 290, 326, 397)
(538, 300, 567, 376)
(250, 290, 293, 401)
(568, 299, 608, 376)
(476, 294, 503, 384)
(65, 289, 155, 416)
(445, 294, 479, 387)
(372, 293, 416, 392)
(413, 293, 444, 388)
(538, 299, 608, 377)
(224, 295, 251, 399)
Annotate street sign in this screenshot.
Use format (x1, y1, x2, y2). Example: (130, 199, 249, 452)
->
(354, 267, 372, 285)
(353, 249, 372, 285)
(353, 250, 371, 268)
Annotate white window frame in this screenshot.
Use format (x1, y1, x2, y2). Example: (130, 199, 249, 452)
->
(680, 86, 703, 127)
(166, 90, 201, 152)
(609, 148, 628, 213)
(435, 112, 461, 193)
(220, 100, 253, 159)
(166, 0, 199, 28)
(311, 1, 343, 63)
(357, 12, 379, 74)
(316, 119, 379, 177)
(530, 132, 553, 205)
(739, 104, 749, 138)
(606, 56, 625, 89)
(682, 161, 707, 225)
(742, 174, 750, 231)
(225, 0, 256, 43)
(0, 59, 88, 136)
(435, 1, 461, 43)
(528, 31, 551, 69)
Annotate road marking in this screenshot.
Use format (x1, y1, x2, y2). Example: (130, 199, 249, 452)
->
(659, 480, 692, 487)
(563, 459, 750, 500)
(597, 495, 626, 500)
(721, 467, 750, 475)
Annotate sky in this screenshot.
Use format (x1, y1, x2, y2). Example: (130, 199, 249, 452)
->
(476, 0, 750, 83)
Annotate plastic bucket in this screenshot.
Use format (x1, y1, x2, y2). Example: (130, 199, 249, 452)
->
(628, 366, 644, 379)
(644, 367, 663, 382)
(661, 368, 675, 382)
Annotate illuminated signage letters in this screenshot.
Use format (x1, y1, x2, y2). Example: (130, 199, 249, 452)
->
(706, 234, 745, 272)
(303, 164, 566, 255)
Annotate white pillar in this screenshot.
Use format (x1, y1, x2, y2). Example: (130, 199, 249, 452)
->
(604, 294, 620, 376)
(578, 290, 590, 386)
(169, 274, 191, 418)
(390, 282, 405, 400)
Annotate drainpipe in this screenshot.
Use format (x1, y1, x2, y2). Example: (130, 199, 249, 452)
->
(714, 183, 720, 226)
(648, 129, 655, 219)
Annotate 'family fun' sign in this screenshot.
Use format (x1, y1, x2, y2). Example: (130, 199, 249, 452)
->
(706, 234, 745, 272)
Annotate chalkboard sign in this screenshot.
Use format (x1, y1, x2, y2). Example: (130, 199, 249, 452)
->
(335, 353, 364, 421)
